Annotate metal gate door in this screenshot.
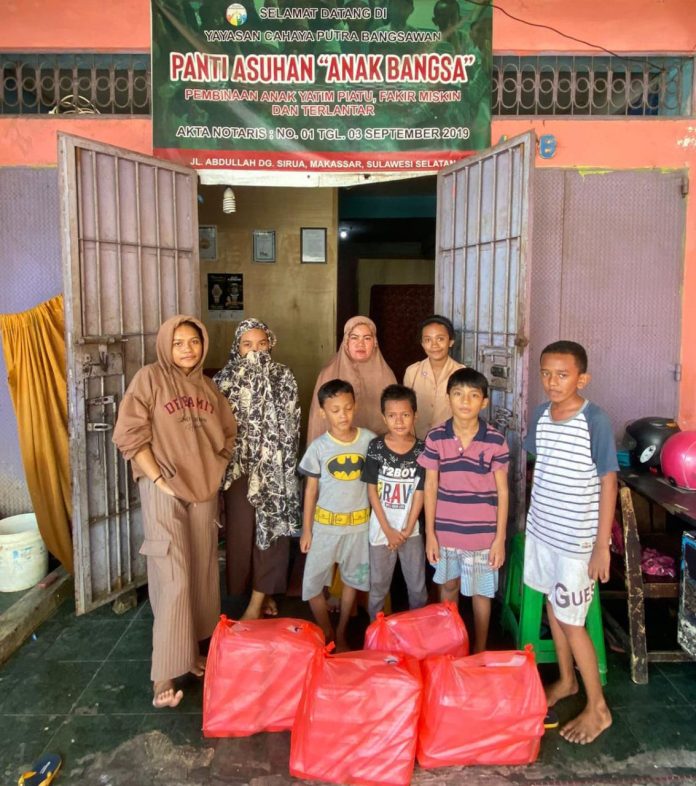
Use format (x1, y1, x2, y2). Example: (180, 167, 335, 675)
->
(435, 132, 535, 529)
(58, 133, 200, 614)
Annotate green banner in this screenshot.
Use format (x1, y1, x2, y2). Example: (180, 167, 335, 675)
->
(152, 0, 491, 174)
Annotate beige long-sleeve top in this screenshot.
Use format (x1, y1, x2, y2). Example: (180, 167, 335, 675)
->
(403, 356, 465, 440)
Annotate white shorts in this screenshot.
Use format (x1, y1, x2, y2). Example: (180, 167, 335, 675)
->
(523, 534, 594, 627)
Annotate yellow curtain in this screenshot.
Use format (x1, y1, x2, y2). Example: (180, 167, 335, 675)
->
(0, 295, 73, 574)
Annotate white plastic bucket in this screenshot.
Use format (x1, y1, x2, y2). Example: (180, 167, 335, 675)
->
(0, 513, 48, 592)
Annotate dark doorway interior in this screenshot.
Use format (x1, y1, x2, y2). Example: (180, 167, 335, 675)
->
(337, 177, 437, 379)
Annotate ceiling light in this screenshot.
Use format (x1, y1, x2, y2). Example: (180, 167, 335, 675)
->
(222, 187, 236, 213)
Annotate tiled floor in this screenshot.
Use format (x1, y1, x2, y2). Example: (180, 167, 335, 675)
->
(2, 587, 696, 786)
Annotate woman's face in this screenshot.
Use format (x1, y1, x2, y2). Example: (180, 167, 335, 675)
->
(172, 323, 203, 374)
(346, 323, 376, 362)
(421, 322, 454, 363)
(238, 327, 270, 357)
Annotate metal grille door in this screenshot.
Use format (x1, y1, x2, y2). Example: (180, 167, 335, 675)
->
(58, 133, 199, 614)
(435, 132, 535, 529)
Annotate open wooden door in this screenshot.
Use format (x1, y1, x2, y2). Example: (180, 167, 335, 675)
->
(58, 133, 200, 614)
(435, 132, 535, 530)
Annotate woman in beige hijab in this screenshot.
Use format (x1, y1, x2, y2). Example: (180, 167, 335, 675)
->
(306, 316, 396, 443)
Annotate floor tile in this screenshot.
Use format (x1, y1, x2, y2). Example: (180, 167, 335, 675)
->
(139, 710, 205, 746)
(655, 660, 696, 702)
(603, 666, 686, 710)
(625, 704, 696, 752)
(109, 620, 152, 661)
(0, 661, 101, 715)
(41, 619, 130, 661)
(0, 714, 65, 786)
(71, 660, 153, 715)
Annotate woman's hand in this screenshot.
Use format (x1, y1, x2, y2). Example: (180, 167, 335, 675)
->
(155, 477, 176, 497)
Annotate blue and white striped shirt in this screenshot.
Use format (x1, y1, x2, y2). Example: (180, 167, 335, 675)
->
(524, 400, 618, 557)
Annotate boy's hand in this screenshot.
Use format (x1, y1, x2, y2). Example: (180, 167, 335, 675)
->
(300, 531, 312, 554)
(385, 526, 406, 550)
(588, 542, 611, 582)
(488, 536, 505, 569)
(426, 534, 440, 564)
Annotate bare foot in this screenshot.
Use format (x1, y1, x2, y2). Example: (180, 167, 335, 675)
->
(152, 681, 183, 709)
(263, 597, 279, 617)
(190, 655, 207, 677)
(560, 704, 612, 744)
(241, 590, 265, 620)
(545, 677, 579, 707)
(335, 635, 351, 653)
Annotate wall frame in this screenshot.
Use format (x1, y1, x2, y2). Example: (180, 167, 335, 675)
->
(253, 229, 276, 263)
(199, 225, 217, 261)
(301, 227, 327, 264)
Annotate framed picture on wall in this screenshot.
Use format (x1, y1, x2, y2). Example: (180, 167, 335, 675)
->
(253, 230, 276, 263)
(199, 225, 217, 261)
(301, 227, 327, 264)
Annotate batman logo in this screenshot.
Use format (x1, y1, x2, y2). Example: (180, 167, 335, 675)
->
(327, 453, 365, 481)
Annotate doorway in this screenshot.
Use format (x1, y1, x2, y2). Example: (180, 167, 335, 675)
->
(337, 177, 438, 381)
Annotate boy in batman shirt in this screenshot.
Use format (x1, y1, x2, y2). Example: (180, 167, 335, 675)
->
(299, 379, 375, 650)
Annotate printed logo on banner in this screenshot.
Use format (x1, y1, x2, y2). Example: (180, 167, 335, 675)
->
(225, 4, 247, 26)
(151, 0, 492, 174)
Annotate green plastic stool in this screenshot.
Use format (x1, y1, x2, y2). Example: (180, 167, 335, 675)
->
(501, 532, 608, 686)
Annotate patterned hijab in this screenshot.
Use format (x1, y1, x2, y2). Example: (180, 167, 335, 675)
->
(306, 316, 397, 443)
(213, 318, 300, 548)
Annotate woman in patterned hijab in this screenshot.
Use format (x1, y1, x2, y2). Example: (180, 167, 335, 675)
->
(214, 318, 301, 619)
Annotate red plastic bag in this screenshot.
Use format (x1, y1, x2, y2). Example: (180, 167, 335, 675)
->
(364, 601, 469, 660)
(203, 615, 324, 737)
(290, 649, 422, 786)
(417, 647, 546, 767)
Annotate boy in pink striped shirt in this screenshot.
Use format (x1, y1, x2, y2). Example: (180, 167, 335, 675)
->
(419, 368, 509, 652)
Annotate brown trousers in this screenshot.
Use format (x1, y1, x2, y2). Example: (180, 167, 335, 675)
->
(138, 479, 221, 683)
(224, 476, 290, 597)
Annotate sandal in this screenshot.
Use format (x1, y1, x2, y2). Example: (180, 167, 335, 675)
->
(544, 709, 560, 730)
(18, 753, 62, 786)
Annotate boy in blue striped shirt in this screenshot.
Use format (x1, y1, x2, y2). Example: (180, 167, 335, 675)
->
(524, 341, 618, 745)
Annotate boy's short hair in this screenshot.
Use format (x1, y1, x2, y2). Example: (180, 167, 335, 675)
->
(419, 314, 455, 340)
(380, 384, 417, 413)
(447, 367, 489, 398)
(317, 378, 355, 407)
(540, 340, 588, 374)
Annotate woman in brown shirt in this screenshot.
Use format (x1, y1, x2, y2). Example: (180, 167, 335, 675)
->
(113, 315, 236, 708)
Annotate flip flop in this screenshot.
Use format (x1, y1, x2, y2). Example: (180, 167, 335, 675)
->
(544, 709, 560, 730)
(18, 753, 62, 786)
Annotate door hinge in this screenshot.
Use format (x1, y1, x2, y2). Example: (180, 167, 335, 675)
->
(674, 363, 682, 382)
(681, 177, 689, 198)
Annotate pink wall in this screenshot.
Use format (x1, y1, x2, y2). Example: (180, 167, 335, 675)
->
(2, 0, 150, 51)
(0, 119, 152, 166)
(492, 0, 694, 53)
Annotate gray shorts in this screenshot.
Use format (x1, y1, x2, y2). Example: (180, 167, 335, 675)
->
(302, 528, 370, 601)
(432, 546, 498, 598)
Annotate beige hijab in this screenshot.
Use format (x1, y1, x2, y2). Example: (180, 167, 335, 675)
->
(306, 316, 396, 443)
